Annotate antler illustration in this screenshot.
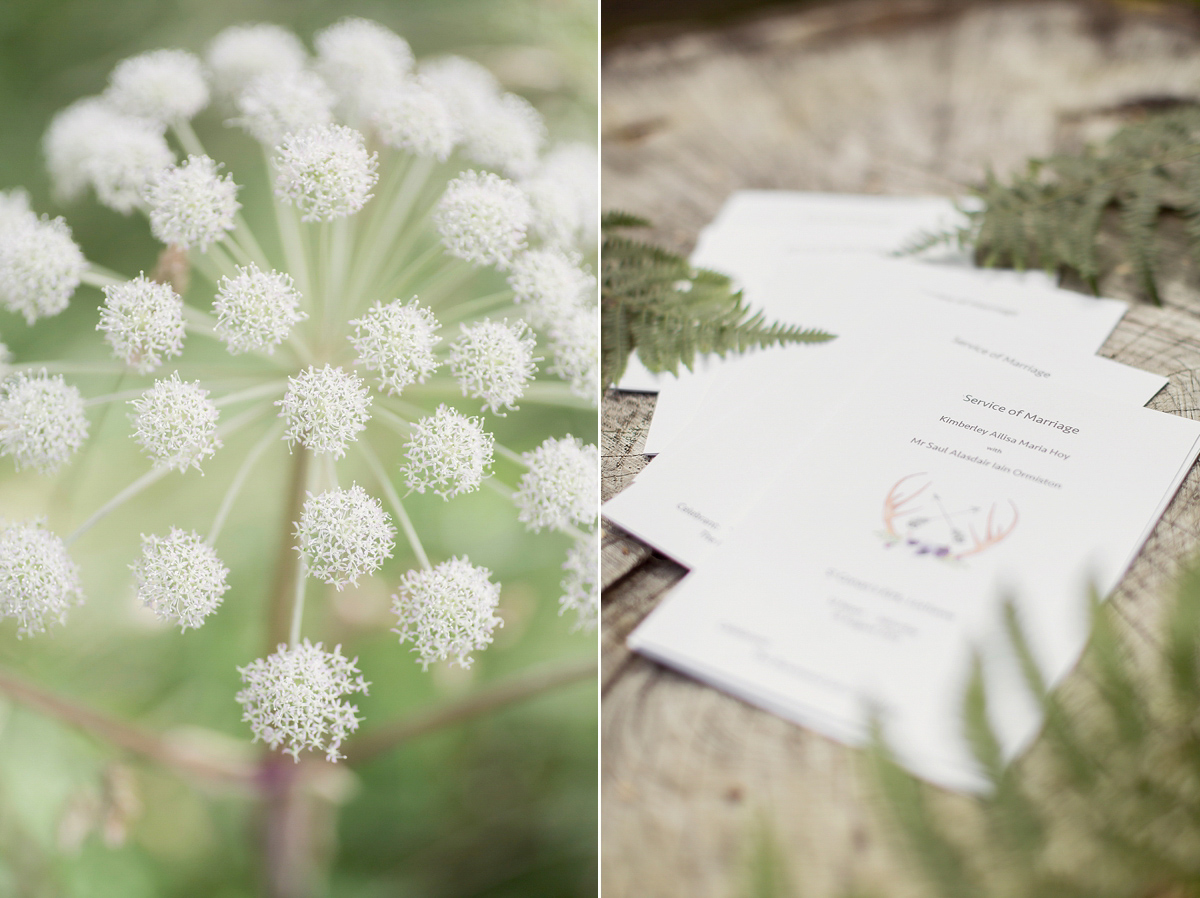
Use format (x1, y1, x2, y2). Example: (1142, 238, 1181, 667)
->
(956, 501, 1019, 560)
(882, 473, 931, 537)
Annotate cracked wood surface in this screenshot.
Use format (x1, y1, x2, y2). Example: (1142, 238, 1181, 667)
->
(601, 2, 1200, 896)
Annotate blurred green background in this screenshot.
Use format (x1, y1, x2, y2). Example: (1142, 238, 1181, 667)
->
(0, 1, 598, 896)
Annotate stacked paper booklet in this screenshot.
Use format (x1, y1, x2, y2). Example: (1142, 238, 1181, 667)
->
(604, 191, 1200, 792)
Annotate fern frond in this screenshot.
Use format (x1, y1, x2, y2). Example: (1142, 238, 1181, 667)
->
(908, 108, 1200, 302)
(601, 212, 835, 388)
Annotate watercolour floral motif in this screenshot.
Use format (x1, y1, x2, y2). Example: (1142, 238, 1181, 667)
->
(879, 472, 1018, 562)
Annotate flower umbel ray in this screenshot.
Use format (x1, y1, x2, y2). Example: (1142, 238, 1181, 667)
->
(0, 16, 598, 771)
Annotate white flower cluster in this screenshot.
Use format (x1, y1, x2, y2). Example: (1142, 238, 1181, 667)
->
(403, 404, 494, 499)
(213, 264, 307, 355)
(0, 520, 82, 637)
(0, 371, 88, 474)
(0, 16, 598, 763)
(513, 436, 598, 532)
(131, 528, 229, 631)
(144, 155, 240, 251)
(449, 319, 538, 414)
(277, 365, 372, 457)
(129, 374, 221, 473)
(348, 299, 440, 396)
(560, 535, 598, 631)
(392, 556, 502, 669)
(434, 170, 532, 268)
(0, 193, 86, 324)
(98, 275, 186, 374)
(273, 124, 378, 222)
(236, 640, 368, 762)
(296, 485, 394, 590)
(44, 99, 174, 213)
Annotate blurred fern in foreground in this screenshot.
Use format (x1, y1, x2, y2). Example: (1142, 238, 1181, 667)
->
(870, 558, 1200, 898)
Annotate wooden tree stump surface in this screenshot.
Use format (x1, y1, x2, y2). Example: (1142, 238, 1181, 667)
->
(600, 2, 1200, 895)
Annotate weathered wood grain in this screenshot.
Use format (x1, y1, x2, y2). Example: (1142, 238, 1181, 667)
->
(601, 2, 1200, 896)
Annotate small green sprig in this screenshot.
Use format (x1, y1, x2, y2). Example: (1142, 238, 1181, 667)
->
(601, 211, 834, 388)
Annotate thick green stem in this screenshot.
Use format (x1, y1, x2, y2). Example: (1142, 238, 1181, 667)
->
(266, 450, 310, 649)
(0, 665, 255, 786)
(344, 656, 597, 765)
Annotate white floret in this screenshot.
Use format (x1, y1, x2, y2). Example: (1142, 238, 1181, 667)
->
(233, 70, 336, 148)
(315, 17, 413, 124)
(213, 264, 307, 355)
(420, 55, 500, 127)
(129, 374, 221, 473)
(43, 98, 174, 213)
(295, 484, 394, 589)
(507, 248, 595, 330)
(0, 371, 88, 474)
(0, 190, 32, 228)
(403, 404, 494, 499)
(276, 365, 372, 457)
(366, 77, 456, 160)
(236, 640, 368, 762)
(131, 528, 229, 630)
(434, 170, 532, 268)
(546, 306, 598, 404)
(348, 299, 440, 395)
(513, 436, 598, 532)
(144, 155, 240, 251)
(0, 212, 86, 324)
(448, 318, 539, 415)
(206, 23, 308, 100)
(559, 534, 597, 632)
(523, 142, 599, 247)
(273, 124, 378, 222)
(461, 92, 545, 179)
(0, 520, 83, 637)
(392, 556, 503, 669)
(98, 275, 185, 374)
(105, 49, 209, 125)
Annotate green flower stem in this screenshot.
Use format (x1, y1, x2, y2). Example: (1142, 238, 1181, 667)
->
(403, 379, 594, 410)
(492, 443, 527, 467)
(323, 452, 339, 490)
(348, 154, 436, 313)
(80, 267, 124, 289)
(221, 232, 254, 269)
(0, 663, 256, 786)
(392, 256, 475, 311)
(82, 387, 148, 407)
(288, 453, 317, 648)
(171, 120, 206, 159)
(212, 379, 288, 408)
(288, 558, 308, 649)
(266, 449, 309, 649)
(207, 419, 285, 546)
(188, 250, 227, 288)
(344, 655, 597, 765)
(439, 290, 515, 323)
(376, 238, 444, 302)
(11, 362, 129, 376)
(65, 403, 270, 545)
(203, 239, 243, 281)
(357, 438, 431, 571)
(232, 212, 273, 271)
(65, 466, 170, 546)
(264, 153, 313, 307)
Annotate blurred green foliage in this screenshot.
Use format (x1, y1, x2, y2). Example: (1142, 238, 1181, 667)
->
(0, 1, 597, 896)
